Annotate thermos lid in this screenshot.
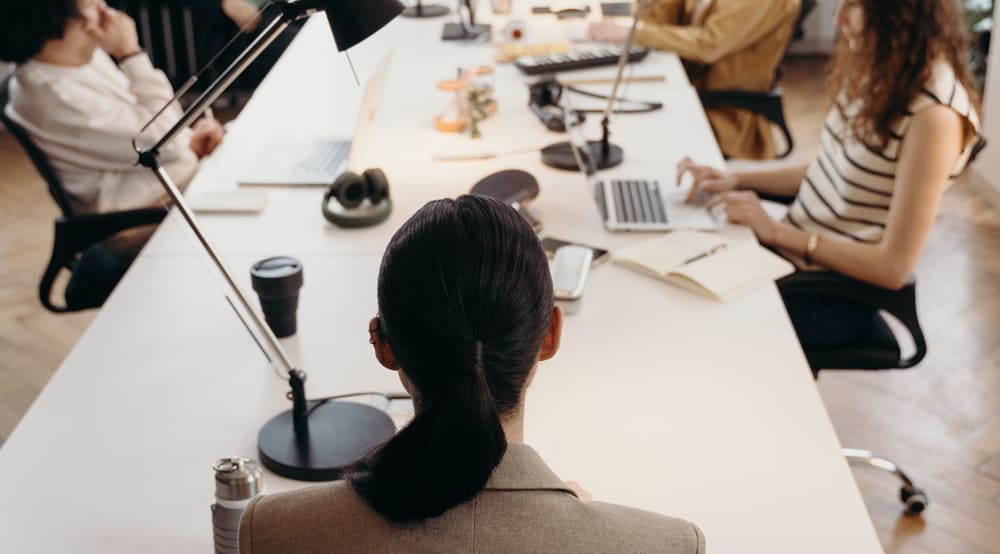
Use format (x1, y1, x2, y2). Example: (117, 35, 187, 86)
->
(250, 256, 304, 296)
(213, 457, 263, 501)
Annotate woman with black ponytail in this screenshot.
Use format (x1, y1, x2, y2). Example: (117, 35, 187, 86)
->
(240, 195, 704, 553)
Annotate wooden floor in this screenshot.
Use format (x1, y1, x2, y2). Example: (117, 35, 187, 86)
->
(2, 56, 999, 553)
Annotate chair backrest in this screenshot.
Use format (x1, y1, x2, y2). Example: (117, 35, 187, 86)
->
(0, 75, 77, 218)
(772, 0, 819, 88)
(112, 0, 200, 89)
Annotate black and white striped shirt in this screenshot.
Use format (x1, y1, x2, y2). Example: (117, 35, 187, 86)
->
(785, 62, 981, 251)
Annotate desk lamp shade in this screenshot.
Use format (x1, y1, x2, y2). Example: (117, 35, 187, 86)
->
(315, 0, 406, 51)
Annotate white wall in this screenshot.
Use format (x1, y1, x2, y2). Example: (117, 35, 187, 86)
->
(971, 2, 1000, 205)
(790, 0, 838, 54)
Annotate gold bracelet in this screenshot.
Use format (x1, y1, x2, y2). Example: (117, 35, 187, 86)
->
(804, 233, 820, 265)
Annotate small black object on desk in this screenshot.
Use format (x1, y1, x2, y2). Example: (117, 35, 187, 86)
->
(471, 169, 543, 232)
(322, 167, 393, 228)
(251, 256, 304, 338)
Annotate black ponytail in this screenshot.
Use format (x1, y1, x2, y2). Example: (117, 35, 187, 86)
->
(348, 195, 553, 522)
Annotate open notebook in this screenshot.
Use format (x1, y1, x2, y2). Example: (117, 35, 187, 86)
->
(613, 230, 795, 301)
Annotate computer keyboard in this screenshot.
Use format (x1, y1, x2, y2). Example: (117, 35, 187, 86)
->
(515, 46, 650, 75)
(290, 140, 350, 178)
(604, 179, 668, 224)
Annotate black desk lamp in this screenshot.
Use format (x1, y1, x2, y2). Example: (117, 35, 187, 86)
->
(540, 0, 646, 171)
(402, 0, 449, 18)
(133, 0, 404, 482)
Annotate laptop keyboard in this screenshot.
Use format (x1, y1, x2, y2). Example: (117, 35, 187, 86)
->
(606, 179, 668, 224)
(290, 140, 350, 178)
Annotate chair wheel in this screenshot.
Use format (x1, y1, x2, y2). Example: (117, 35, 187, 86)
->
(900, 487, 928, 516)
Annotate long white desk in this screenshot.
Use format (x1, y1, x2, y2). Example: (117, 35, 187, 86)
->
(0, 10, 882, 554)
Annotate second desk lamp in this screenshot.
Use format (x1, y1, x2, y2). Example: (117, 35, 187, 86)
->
(540, 0, 647, 171)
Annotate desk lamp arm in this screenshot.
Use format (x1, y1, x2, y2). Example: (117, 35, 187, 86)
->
(133, 2, 315, 383)
(600, 0, 645, 157)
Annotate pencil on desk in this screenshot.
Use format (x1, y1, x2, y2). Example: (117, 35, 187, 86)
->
(682, 243, 727, 265)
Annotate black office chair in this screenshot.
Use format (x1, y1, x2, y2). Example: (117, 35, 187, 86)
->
(698, 0, 818, 159)
(0, 76, 167, 312)
(777, 270, 929, 515)
(776, 135, 989, 516)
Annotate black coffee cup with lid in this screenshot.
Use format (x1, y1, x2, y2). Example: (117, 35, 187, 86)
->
(250, 256, 304, 338)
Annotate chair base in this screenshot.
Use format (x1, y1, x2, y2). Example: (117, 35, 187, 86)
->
(843, 448, 928, 516)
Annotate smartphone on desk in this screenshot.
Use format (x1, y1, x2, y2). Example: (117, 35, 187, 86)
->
(540, 237, 610, 267)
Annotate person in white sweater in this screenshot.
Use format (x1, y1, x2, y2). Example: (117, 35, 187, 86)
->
(1, 0, 225, 255)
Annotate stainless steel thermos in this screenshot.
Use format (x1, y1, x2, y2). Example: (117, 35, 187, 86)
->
(212, 457, 263, 553)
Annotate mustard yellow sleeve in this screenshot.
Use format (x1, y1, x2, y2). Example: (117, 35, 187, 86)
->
(635, 0, 793, 65)
(640, 0, 686, 25)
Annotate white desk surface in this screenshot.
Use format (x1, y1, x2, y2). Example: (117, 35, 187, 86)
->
(0, 12, 882, 554)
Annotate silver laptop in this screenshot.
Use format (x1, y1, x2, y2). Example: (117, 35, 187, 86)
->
(564, 106, 720, 232)
(237, 52, 392, 187)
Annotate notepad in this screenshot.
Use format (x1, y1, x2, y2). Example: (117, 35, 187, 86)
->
(613, 231, 795, 301)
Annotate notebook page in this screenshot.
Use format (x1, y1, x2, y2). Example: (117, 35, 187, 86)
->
(613, 231, 730, 276)
(671, 242, 794, 300)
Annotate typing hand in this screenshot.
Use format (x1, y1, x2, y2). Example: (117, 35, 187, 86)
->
(86, 5, 141, 60)
(189, 118, 225, 159)
(588, 21, 630, 43)
(707, 191, 779, 244)
(676, 156, 740, 205)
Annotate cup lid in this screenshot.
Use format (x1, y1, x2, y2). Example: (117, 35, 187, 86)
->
(213, 457, 263, 501)
(251, 257, 304, 295)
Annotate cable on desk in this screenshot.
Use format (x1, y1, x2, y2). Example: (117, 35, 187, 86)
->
(299, 391, 413, 418)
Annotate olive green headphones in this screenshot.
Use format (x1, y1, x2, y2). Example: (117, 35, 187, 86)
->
(321, 168, 393, 228)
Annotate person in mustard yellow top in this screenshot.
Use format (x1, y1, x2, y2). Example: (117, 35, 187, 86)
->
(590, 0, 801, 160)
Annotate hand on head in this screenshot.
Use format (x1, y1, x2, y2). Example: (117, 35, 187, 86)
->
(84, 3, 140, 60)
(189, 118, 225, 159)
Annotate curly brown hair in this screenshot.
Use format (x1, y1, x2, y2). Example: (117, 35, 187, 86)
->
(827, 0, 980, 148)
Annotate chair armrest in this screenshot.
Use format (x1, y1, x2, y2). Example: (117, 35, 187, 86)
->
(777, 271, 927, 368)
(54, 207, 168, 254)
(39, 207, 168, 312)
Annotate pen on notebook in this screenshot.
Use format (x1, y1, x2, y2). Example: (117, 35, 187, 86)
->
(682, 243, 727, 265)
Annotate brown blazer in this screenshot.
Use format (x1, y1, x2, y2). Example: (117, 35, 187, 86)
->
(239, 444, 705, 553)
(635, 0, 800, 159)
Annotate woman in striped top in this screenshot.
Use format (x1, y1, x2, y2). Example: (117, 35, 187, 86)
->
(678, 0, 982, 348)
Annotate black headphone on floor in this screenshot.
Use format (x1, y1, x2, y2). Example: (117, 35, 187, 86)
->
(321, 168, 392, 228)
